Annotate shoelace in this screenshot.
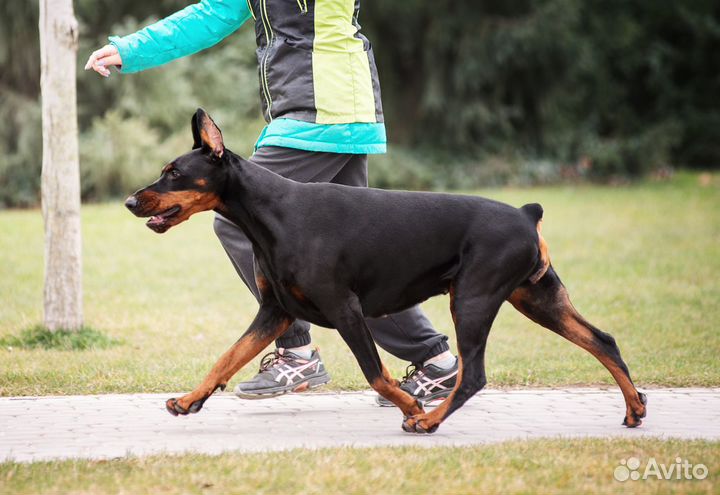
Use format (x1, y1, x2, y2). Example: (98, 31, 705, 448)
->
(399, 363, 422, 385)
(258, 350, 286, 372)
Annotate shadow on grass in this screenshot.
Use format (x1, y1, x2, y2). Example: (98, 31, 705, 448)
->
(0, 325, 122, 351)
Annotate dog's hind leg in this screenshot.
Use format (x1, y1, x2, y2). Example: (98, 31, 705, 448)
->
(166, 301, 293, 416)
(403, 279, 508, 434)
(328, 294, 425, 420)
(508, 266, 647, 427)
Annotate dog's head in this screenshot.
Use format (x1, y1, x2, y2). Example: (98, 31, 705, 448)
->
(125, 108, 227, 233)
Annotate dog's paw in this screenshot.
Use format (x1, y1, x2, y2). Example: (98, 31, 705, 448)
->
(165, 385, 225, 417)
(622, 414, 643, 428)
(623, 392, 648, 428)
(401, 416, 415, 432)
(166, 398, 186, 416)
(166, 397, 205, 416)
(402, 415, 439, 434)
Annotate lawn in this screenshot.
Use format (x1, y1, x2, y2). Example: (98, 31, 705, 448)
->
(1, 438, 717, 494)
(0, 172, 718, 395)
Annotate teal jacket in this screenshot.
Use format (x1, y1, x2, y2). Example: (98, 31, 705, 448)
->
(110, 0, 386, 154)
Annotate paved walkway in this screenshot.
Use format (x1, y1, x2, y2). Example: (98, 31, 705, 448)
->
(1, 388, 718, 463)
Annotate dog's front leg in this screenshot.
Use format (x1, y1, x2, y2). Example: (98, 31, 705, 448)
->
(166, 303, 292, 416)
(327, 294, 425, 420)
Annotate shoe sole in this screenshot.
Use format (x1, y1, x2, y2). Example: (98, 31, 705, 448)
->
(376, 389, 452, 408)
(234, 373, 331, 400)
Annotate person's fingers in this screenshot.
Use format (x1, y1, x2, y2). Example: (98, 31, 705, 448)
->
(97, 53, 122, 68)
(84, 52, 97, 70)
(84, 45, 120, 73)
(91, 61, 110, 77)
(85, 47, 108, 70)
(91, 58, 110, 77)
(95, 45, 117, 59)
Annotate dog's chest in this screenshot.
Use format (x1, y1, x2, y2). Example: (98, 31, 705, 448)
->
(258, 258, 333, 328)
(274, 281, 332, 328)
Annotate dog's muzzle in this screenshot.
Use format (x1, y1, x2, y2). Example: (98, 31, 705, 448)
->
(124, 195, 138, 212)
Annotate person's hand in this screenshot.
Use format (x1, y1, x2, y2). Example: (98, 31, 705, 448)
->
(84, 45, 122, 78)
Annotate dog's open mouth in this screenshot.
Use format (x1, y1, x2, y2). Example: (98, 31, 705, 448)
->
(146, 205, 181, 232)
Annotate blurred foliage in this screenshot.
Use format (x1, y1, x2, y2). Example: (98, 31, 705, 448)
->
(363, 0, 720, 177)
(1, 0, 719, 207)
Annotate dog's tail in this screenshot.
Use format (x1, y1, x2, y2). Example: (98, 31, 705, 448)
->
(520, 203, 551, 284)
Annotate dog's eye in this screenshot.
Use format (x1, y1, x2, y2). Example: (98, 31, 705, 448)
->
(170, 169, 181, 179)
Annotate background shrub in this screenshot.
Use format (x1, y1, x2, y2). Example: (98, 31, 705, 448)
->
(1, 0, 719, 207)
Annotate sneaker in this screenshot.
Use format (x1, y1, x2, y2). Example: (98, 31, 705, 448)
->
(375, 358, 458, 407)
(234, 348, 331, 399)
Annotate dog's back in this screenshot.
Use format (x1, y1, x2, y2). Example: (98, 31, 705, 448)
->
(272, 181, 543, 318)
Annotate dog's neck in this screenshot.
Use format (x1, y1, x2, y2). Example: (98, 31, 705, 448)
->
(214, 152, 295, 253)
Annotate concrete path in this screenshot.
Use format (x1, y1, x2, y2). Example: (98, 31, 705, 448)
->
(1, 388, 718, 463)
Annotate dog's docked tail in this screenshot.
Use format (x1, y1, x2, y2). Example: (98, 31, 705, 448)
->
(520, 203, 551, 284)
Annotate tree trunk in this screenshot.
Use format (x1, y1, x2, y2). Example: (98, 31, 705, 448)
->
(39, 0, 83, 331)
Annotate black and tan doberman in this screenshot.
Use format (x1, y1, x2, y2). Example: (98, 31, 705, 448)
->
(125, 109, 647, 433)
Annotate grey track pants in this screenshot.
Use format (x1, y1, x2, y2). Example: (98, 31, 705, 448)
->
(213, 146, 449, 364)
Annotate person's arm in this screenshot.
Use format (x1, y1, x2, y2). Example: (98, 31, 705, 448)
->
(85, 0, 251, 76)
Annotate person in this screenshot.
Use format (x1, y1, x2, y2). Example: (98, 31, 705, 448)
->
(86, 0, 458, 406)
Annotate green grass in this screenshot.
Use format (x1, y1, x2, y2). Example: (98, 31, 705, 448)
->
(1, 438, 717, 494)
(1, 172, 718, 396)
(0, 325, 120, 350)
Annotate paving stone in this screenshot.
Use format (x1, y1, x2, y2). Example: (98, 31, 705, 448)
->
(1, 388, 718, 463)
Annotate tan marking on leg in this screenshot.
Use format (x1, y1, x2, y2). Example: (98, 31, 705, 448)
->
(406, 287, 463, 430)
(560, 311, 646, 425)
(371, 375, 424, 418)
(292, 382, 310, 393)
(408, 356, 463, 431)
(381, 364, 399, 388)
(174, 317, 292, 410)
(507, 286, 530, 307)
(509, 285, 645, 425)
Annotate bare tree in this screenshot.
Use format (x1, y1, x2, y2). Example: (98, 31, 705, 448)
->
(39, 0, 83, 330)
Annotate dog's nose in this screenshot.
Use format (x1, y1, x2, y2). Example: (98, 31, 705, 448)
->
(124, 196, 138, 210)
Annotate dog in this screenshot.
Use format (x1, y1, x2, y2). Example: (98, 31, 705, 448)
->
(125, 108, 647, 433)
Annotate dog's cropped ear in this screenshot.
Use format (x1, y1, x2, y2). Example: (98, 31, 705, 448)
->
(191, 108, 224, 158)
(191, 112, 203, 150)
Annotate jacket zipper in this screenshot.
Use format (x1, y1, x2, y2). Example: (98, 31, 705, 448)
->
(296, 0, 308, 14)
(259, 0, 274, 121)
(246, 0, 256, 20)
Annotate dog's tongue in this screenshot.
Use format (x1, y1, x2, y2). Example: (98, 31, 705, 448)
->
(147, 216, 164, 226)
(145, 206, 180, 231)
